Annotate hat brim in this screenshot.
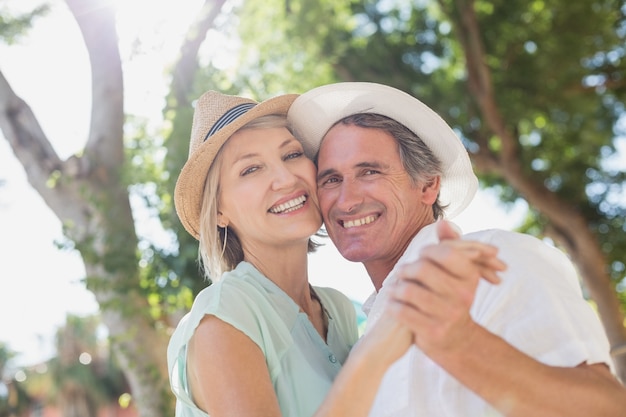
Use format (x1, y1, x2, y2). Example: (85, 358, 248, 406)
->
(175, 93, 299, 239)
(287, 82, 477, 219)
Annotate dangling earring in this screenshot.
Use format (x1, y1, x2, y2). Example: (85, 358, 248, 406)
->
(220, 226, 228, 259)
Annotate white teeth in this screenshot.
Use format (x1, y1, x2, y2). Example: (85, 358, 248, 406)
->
(269, 195, 307, 214)
(343, 215, 377, 229)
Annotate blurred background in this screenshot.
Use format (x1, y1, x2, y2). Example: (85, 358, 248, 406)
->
(1, 0, 624, 416)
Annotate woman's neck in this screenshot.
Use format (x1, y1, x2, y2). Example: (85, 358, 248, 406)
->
(243, 242, 326, 340)
(244, 242, 311, 303)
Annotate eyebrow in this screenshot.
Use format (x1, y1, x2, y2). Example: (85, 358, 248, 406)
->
(232, 137, 297, 164)
(317, 161, 385, 181)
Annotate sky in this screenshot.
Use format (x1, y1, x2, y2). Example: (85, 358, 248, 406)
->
(0, 0, 527, 368)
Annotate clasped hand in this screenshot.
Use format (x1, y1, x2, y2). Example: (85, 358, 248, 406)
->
(386, 221, 507, 356)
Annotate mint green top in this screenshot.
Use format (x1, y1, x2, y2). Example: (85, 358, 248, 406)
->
(167, 262, 359, 417)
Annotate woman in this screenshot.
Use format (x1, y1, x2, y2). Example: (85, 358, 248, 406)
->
(167, 90, 413, 417)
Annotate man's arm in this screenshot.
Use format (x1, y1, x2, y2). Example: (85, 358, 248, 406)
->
(429, 323, 626, 417)
(387, 220, 626, 416)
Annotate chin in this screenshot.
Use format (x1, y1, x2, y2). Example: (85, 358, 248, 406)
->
(335, 246, 371, 263)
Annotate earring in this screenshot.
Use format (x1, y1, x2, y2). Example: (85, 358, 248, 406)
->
(220, 226, 228, 258)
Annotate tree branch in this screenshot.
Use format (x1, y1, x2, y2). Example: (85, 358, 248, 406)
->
(0, 70, 90, 226)
(0, 71, 61, 178)
(65, 0, 124, 172)
(171, 0, 228, 108)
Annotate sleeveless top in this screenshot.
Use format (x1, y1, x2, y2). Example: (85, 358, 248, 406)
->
(167, 261, 359, 417)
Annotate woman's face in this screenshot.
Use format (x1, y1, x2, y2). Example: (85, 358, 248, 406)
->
(217, 126, 322, 252)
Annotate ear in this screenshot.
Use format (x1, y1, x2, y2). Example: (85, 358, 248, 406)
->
(421, 176, 441, 205)
(217, 212, 229, 228)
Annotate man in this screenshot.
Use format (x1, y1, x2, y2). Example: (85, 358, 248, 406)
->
(288, 82, 626, 416)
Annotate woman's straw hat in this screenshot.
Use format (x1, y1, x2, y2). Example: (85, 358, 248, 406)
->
(175, 90, 298, 239)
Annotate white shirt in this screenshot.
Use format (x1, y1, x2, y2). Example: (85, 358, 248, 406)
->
(364, 222, 614, 417)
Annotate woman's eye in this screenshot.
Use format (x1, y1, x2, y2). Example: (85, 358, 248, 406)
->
(285, 151, 303, 160)
(241, 166, 259, 176)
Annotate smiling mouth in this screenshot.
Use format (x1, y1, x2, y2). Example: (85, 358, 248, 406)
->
(341, 215, 378, 229)
(269, 195, 307, 214)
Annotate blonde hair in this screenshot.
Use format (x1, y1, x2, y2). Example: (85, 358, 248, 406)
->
(197, 114, 319, 281)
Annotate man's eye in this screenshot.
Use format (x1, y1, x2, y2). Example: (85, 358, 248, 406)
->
(319, 177, 339, 186)
(364, 169, 379, 175)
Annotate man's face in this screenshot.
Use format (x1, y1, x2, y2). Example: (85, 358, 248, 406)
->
(316, 123, 438, 281)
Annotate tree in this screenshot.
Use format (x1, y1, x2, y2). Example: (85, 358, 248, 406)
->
(0, 0, 228, 415)
(238, 0, 626, 379)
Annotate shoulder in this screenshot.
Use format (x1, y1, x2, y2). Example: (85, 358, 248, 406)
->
(464, 229, 590, 333)
(190, 262, 283, 312)
(201, 265, 266, 304)
(464, 229, 577, 284)
(168, 264, 300, 372)
(463, 230, 613, 369)
(463, 228, 540, 247)
(170, 263, 292, 353)
(463, 228, 559, 255)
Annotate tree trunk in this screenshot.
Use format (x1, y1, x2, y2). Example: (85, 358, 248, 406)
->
(0, 0, 171, 414)
(1, 0, 231, 414)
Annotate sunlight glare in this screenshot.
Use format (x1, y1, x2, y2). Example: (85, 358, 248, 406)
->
(107, 0, 207, 119)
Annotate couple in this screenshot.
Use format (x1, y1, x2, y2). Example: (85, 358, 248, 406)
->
(167, 82, 625, 417)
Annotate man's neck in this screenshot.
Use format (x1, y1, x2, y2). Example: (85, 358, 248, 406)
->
(364, 259, 401, 292)
(364, 222, 434, 292)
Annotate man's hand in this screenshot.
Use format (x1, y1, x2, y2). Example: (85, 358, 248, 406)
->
(386, 220, 506, 355)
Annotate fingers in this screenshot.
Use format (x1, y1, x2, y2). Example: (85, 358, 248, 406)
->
(395, 259, 478, 310)
(379, 223, 507, 355)
(433, 220, 506, 283)
(357, 314, 414, 365)
(422, 238, 501, 264)
(385, 282, 476, 354)
(408, 241, 506, 285)
(436, 219, 461, 241)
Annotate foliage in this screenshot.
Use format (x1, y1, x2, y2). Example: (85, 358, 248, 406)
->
(236, 0, 351, 92)
(235, 0, 626, 295)
(0, 3, 49, 44)
(1, 318, 129, 417)
(22, 315, 129, 416)
(0, 344, 32, 417)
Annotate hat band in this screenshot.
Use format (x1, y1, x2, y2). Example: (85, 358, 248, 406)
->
(204, 102, 256, 141)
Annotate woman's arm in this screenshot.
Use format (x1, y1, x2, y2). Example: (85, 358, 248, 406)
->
(188, 314, 282, 416)
(188, 313, 413, 417)
(313, 317, 413, 417)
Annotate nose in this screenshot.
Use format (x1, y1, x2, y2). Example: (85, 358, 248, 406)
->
(271, 162, 298, 190)
(335, 179, 363, 214)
